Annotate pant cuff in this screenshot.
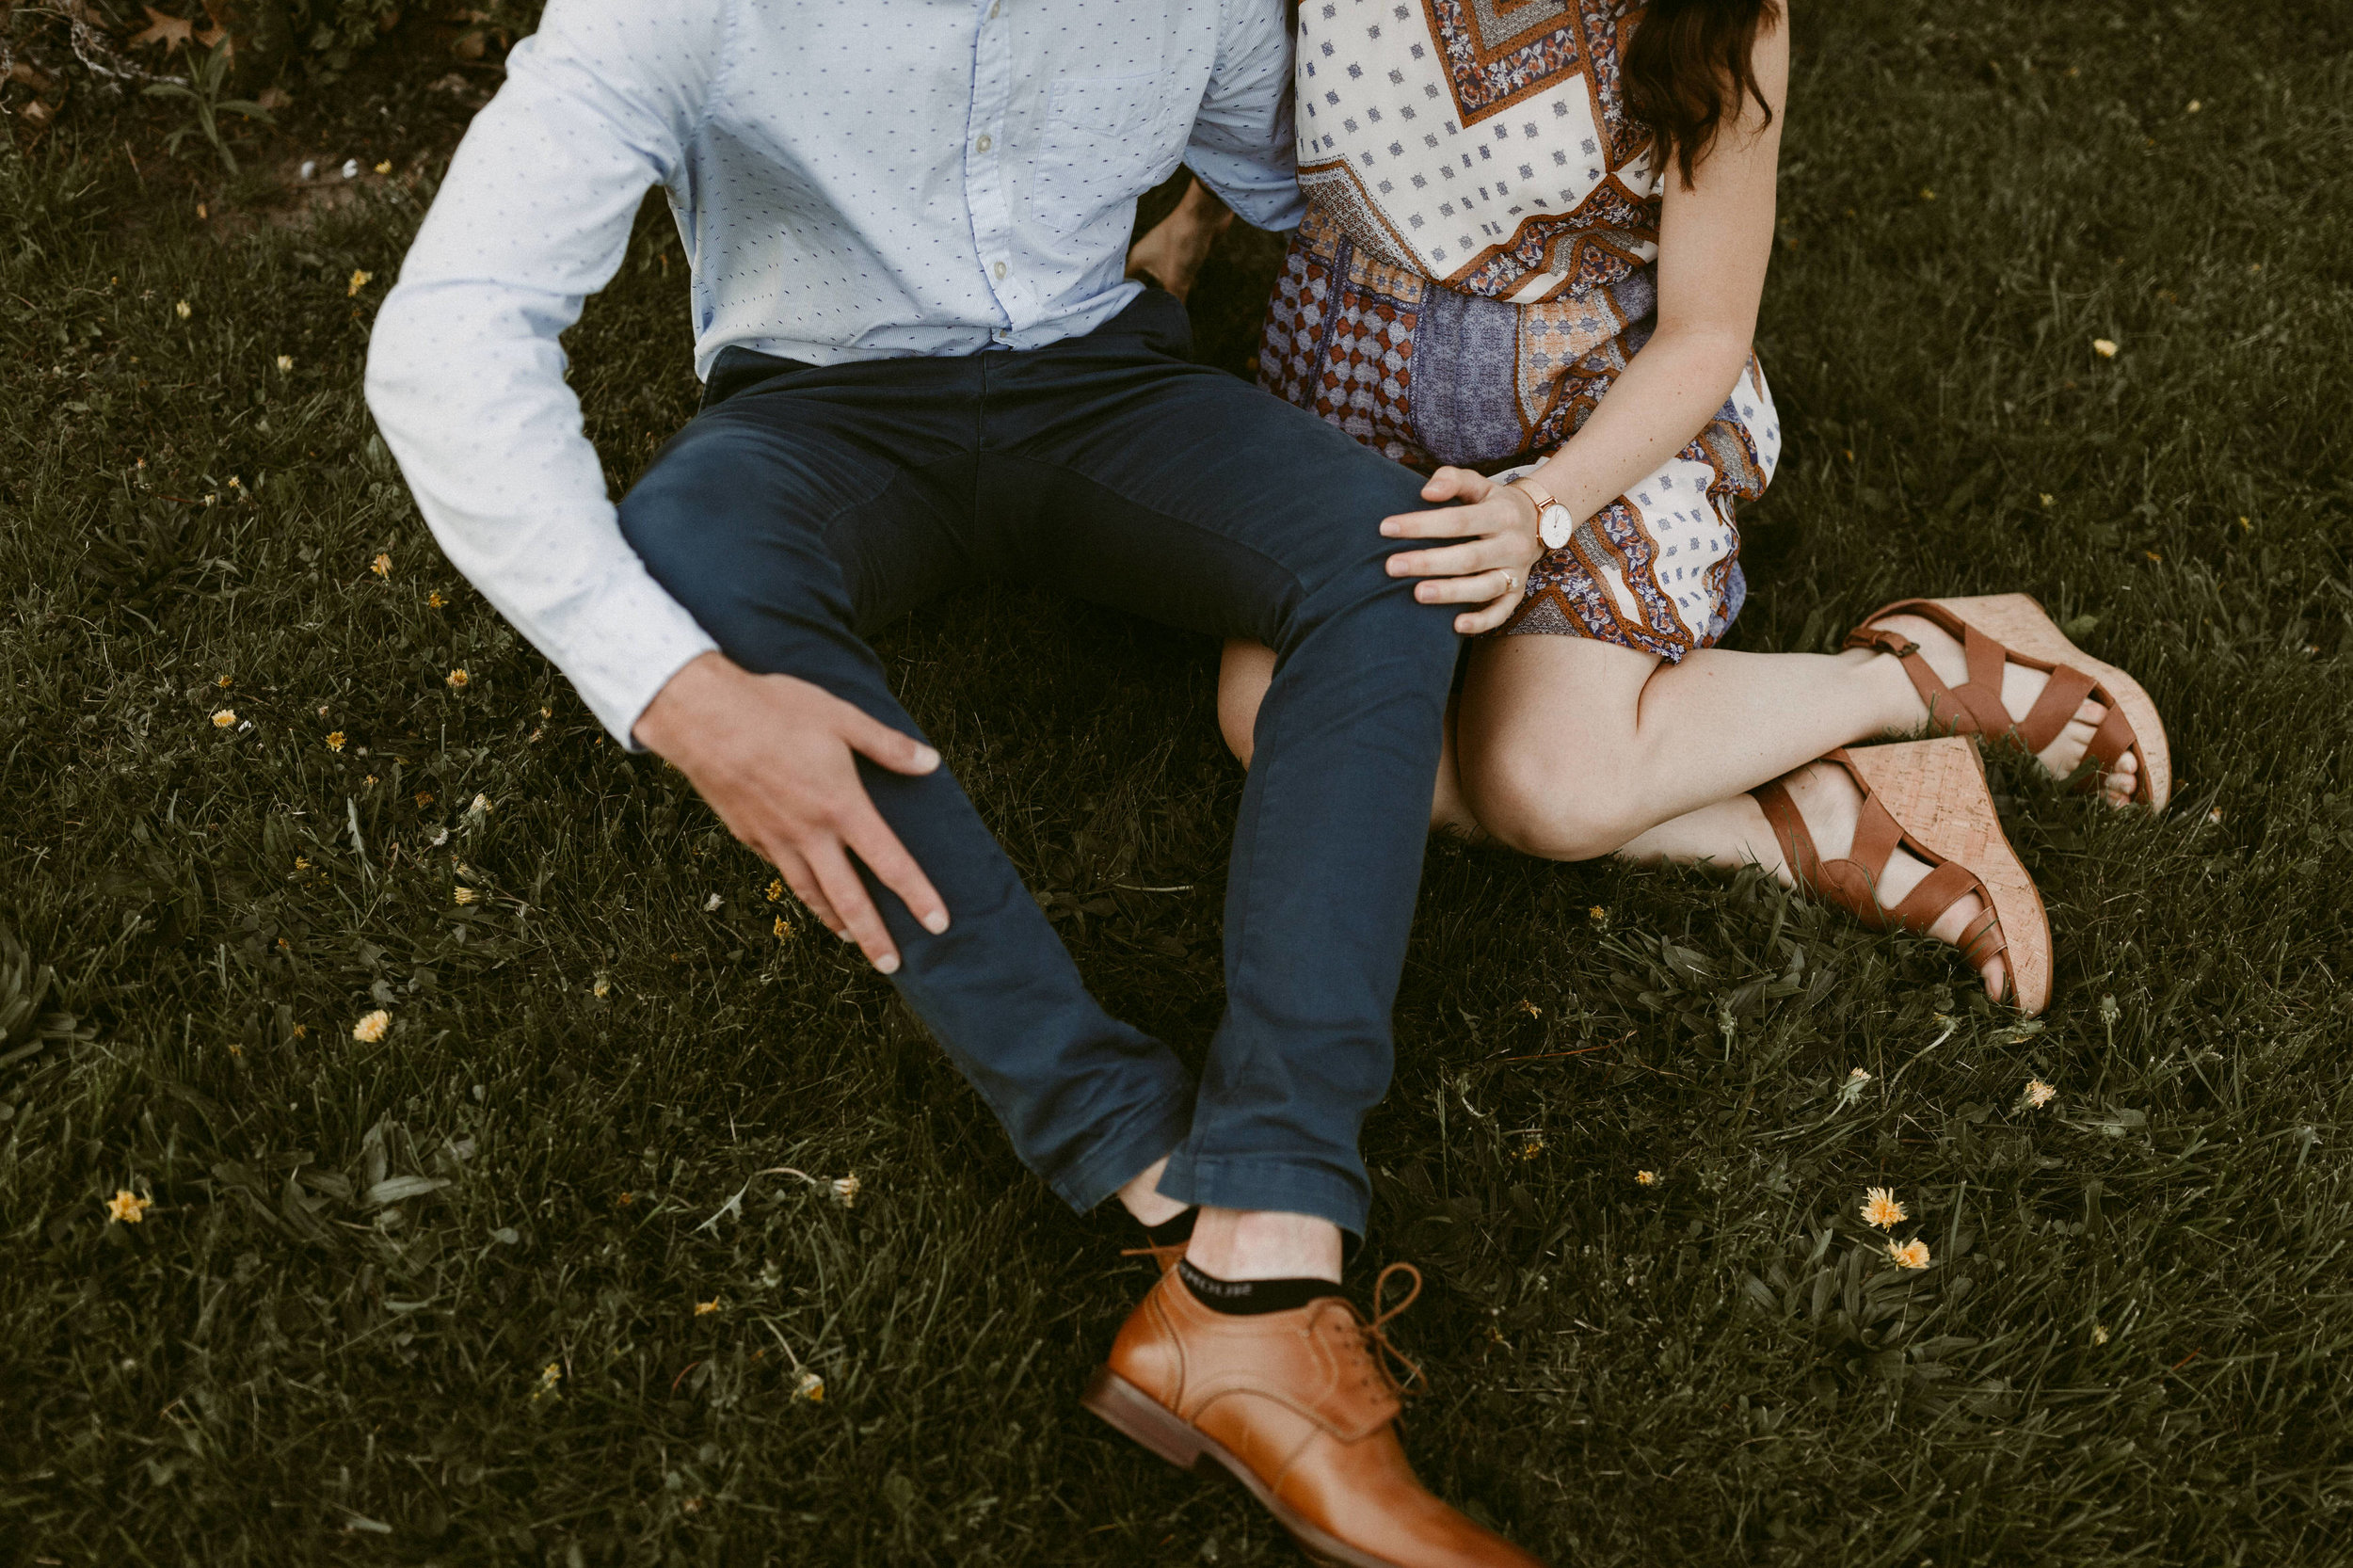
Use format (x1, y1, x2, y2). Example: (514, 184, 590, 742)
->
(1154, 1155, 1370, 1240)
(1050, 1097, 1195, 1216)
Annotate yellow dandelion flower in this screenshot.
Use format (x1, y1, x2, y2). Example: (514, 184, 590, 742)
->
(532, 1362, 563, 1399)
(830, 1175, 860, 1208)
(372, 552, 392, 578)
(592, 976, 612, 999)
(1519, 999, 1542, 1018)
(217, 674, 233, 687)
(1887, 1238, 1931, 1271)
(454, 886, 477, 906)
(347, 269, 373, 297)
(766, 878, 786, 903)
(1635, 1169, 1658, 1187)
(352, 1009, 391, 1044)
(211, 709, 237, 728)
(415, 791, 435, 808)
(2025, 1079, 2057, 1109)
(1518, 1137, 1545, 1160)
(794, 1371, 825, 1402)
(1587, 905, 1607, 925)
(445, 668, 470, 690)
(325, 731, 346, 752)
(695, 1298, 721, 1316)
(276, 354, 294, 372)
(175, 299, 192, 319)
(106, 1189, 152, 1224)
(774, 915, 794, 941)
(427, 590, 446, 608)
(2093, 338, 2119, 358)
(1860, 1187, 1908, 1229)
(293, 856, 311, 872)
(293, 1024, 309, 1039)
(2092, 1324, 2110, 1345)
(374, 159, 392, 174)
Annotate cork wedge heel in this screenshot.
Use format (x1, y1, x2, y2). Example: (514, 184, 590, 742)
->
(1753, 737, 2053, 1016)
(1847, 593, 2170, 812)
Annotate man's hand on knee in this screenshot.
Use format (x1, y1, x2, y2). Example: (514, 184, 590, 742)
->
(632, 652, 950, 973)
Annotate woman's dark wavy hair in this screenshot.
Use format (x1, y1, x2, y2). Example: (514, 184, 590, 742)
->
(1623, 0, 1783, 188)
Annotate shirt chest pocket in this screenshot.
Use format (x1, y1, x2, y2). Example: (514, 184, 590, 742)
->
(1030, 73, 1186, 239)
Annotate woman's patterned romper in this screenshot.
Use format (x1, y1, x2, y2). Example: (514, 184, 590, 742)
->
(1257, 0, 1782, 658)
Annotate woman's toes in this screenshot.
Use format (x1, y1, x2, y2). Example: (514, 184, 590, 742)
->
(1924, 888, 2008, 1001)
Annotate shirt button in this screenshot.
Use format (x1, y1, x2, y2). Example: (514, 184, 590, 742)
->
(975, 134, 992, 153)
(993, 261, 1008, 280)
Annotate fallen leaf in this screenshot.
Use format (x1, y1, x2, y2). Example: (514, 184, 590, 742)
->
(128, 7, 195, 50)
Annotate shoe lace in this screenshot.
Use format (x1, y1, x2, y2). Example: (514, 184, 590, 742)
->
(1348, 1261, 1426, 1398)
(1119, 1241, 1190, 1272)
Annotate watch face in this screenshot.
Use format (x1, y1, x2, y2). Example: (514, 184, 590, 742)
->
(1539, 504, 1573, 551)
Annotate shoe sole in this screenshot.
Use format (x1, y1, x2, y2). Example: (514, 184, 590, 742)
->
(1843, 737, 2054, 1016)
(1082, 1367, 1403, 1568)
(1928, 593, 2172, 812)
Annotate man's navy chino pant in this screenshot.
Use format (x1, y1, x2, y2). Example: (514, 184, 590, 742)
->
(617, 289, 1457, 1235)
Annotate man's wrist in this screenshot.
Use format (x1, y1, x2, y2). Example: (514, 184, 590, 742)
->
(632, 649, 731, 755)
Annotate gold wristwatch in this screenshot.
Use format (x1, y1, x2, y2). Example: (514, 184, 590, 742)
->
(1508, 475, 1575, 551)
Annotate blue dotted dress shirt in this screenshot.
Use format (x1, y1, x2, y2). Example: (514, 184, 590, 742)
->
(365, 0, 1304, 744)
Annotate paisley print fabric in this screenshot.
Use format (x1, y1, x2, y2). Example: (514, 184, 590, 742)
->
(1262, 0, 1781, 657)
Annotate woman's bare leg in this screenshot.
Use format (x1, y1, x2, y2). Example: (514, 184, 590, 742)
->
(1221, 638, 1481, 836)
(1215, 632, 2073, 1000)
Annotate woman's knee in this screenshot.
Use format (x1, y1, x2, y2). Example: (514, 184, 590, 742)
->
(1461, 737, 1648, 862)
(1217, 639, 1277, 767)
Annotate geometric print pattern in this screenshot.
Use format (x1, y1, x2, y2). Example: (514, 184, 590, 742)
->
(1273, 0, 1785, 660)
(1260, 215, 1784, 660)
(1491, 360, 1780, 659)
(1293, 0, 1661, 301)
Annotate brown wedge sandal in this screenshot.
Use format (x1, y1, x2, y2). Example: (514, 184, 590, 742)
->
(1752, 737, 2054, 1015)
(1845, 593, 2170, 811)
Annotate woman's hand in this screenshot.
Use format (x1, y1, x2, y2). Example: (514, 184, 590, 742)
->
(1380, 467, 1548, 634)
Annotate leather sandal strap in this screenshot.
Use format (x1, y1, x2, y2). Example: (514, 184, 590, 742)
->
(1885, 860, 1983, 936)
(1954, 903, 2008, 969)
(2013, 664, 2098, 754)
(1849, 788, 1906, 876)
(1950, 624, 2019, 735)
(2084, 703, 2137, 775)
(1780, 749, 2011, 986)
(1751, 776, 1823, 892)
(1846, 626, 1982, 737)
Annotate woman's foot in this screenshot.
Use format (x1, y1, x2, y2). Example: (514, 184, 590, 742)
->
(1867, 612, 2140, 807)
(1125, 178, 1233, 303)
(1754, 760, 2009, 1001)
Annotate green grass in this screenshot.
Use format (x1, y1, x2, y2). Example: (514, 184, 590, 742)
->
(4, 3, 2352, 1562)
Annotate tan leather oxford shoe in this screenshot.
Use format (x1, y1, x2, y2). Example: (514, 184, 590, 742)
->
(1084, 1263, 1545, 1568)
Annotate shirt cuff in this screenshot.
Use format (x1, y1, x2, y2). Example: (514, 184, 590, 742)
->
(553, 559, 722, 749)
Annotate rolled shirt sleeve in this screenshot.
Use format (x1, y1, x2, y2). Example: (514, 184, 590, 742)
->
(1186, 0, 1306, 232)
(362, 0, 729, 746)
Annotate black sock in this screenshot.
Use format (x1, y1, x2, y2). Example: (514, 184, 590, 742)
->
(1143, 1207, 1197, 1251)
(1176, 1257, 1342, 1316)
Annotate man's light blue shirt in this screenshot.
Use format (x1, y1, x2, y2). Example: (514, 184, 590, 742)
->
(365, 0, 1303, 744)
